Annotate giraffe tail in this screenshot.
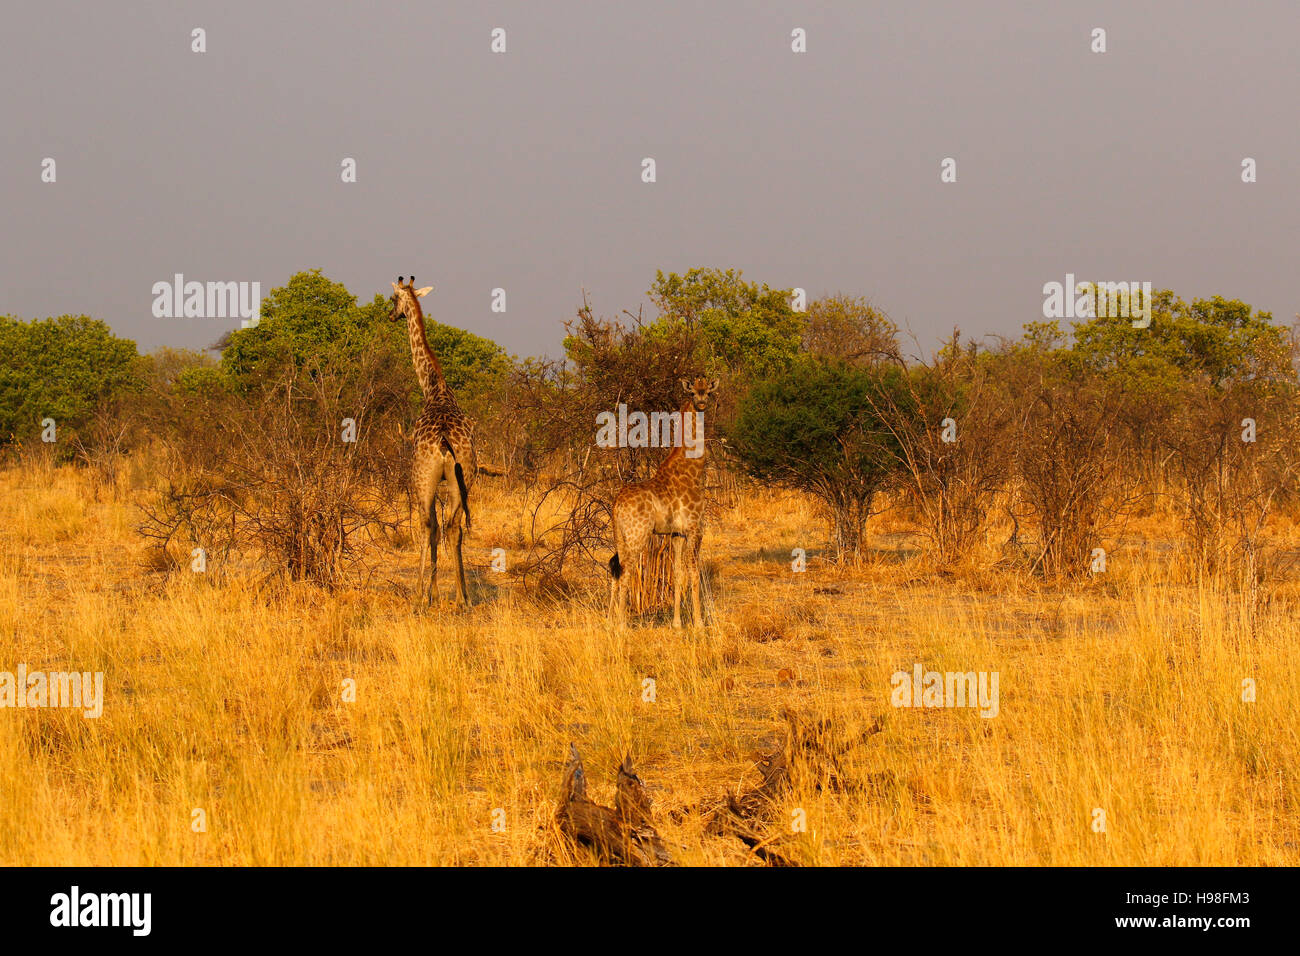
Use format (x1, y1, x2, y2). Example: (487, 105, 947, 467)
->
(609, 553, 623, 580)
(441, 437, 472, 534)
(453, 461, 471, 534)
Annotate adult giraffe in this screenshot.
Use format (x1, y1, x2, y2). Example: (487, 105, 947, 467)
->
(608, 377, 719, 628)
(389, 276, 477, 606)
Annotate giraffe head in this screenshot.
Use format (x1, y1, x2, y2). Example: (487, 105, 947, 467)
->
(389, 276, 433, 322)
(680, 376, 720, 412)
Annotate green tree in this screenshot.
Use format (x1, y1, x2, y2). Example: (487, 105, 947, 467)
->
(729, 357, 908, 561)
(1066, 290, 1294, 490)
(142, 346, 218, 391)
(218, 269, 386, 384)
(216, 270, 511, 400)
(801, 294, 899, 366)
(0, 314, 141, 447)
(647, 268, 804, 379)
(1071, 290, 1291, 392)
(422, 321, 514, 395)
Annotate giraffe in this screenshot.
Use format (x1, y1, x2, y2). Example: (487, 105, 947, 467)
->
(388, 275, 477, 607)
(608, 376, 719, 628)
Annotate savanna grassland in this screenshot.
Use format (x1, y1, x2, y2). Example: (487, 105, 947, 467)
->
(3, 457, 1297, 867)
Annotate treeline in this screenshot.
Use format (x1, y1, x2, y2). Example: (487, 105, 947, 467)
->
(2, 268, 1296, 588)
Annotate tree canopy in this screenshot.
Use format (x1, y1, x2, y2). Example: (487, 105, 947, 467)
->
(215, 269, 511, 398)
(0, 314, 141, 445)
(645, 268, 804, 379)
(729, 356, 909, 559)
(1070, 290, 1292, 393)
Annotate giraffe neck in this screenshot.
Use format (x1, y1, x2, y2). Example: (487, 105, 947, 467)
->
(406, 304, 451, 402)
(658, 399, 707, 478)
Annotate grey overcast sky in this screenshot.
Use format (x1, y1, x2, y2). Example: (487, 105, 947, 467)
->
(2, 0, 1297, 359)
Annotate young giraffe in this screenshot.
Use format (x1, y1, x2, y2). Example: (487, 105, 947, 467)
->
(389, 276, 477, 607)
(608, 377, 719, 628)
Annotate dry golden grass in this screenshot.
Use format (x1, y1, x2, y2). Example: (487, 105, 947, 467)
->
(1, 462, 1297, 866)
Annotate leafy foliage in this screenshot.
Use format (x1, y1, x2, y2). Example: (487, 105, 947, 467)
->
(646, 268, 804, 379)
(216, 269, 510, 400)
(1071, 290, 1291, 392)
(801, 294, 900, 366)
(730, 357, 908, 560)
(0, 314, 141, 448)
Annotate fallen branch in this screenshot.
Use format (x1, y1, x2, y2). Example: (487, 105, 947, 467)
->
(701, 709, 886, 866)
(554, 745, 672, 866)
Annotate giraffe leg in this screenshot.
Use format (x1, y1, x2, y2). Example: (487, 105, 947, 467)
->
(687, 532, 703, 628)
(416, 474, 439, 609)
(426, 494, 440, 608)
(619, 522, 652, 628)
(612, 531, 632, 628)
(671, 535, 686, 629)
(607, 525, 622, 622)
(676, 535, 686, 632)
(615, 551, 637, 628)
(450, 516, 468, 605)
(609, 512, 630, 627)
(414, 501, 427, 605)
(441, 455, 469, 605)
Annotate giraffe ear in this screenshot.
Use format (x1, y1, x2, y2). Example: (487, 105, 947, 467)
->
(414, 286, 433, 298)
(707, 378, 720, 393)
(681, 379, 692, 394)
(391, 282, 401, 294)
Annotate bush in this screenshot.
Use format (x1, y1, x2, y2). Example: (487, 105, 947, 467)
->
(729, 357, 906, 562)
(1007, 348, 1130, 580)
(139, 349, 409, 587)
(868, 335, 1015, 568)
(0, 314, 141, 453)
(648, 268, 803, 381)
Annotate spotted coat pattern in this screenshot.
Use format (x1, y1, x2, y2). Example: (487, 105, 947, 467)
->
(608, 377, 719, 628)
(390, 277, 477, 606)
